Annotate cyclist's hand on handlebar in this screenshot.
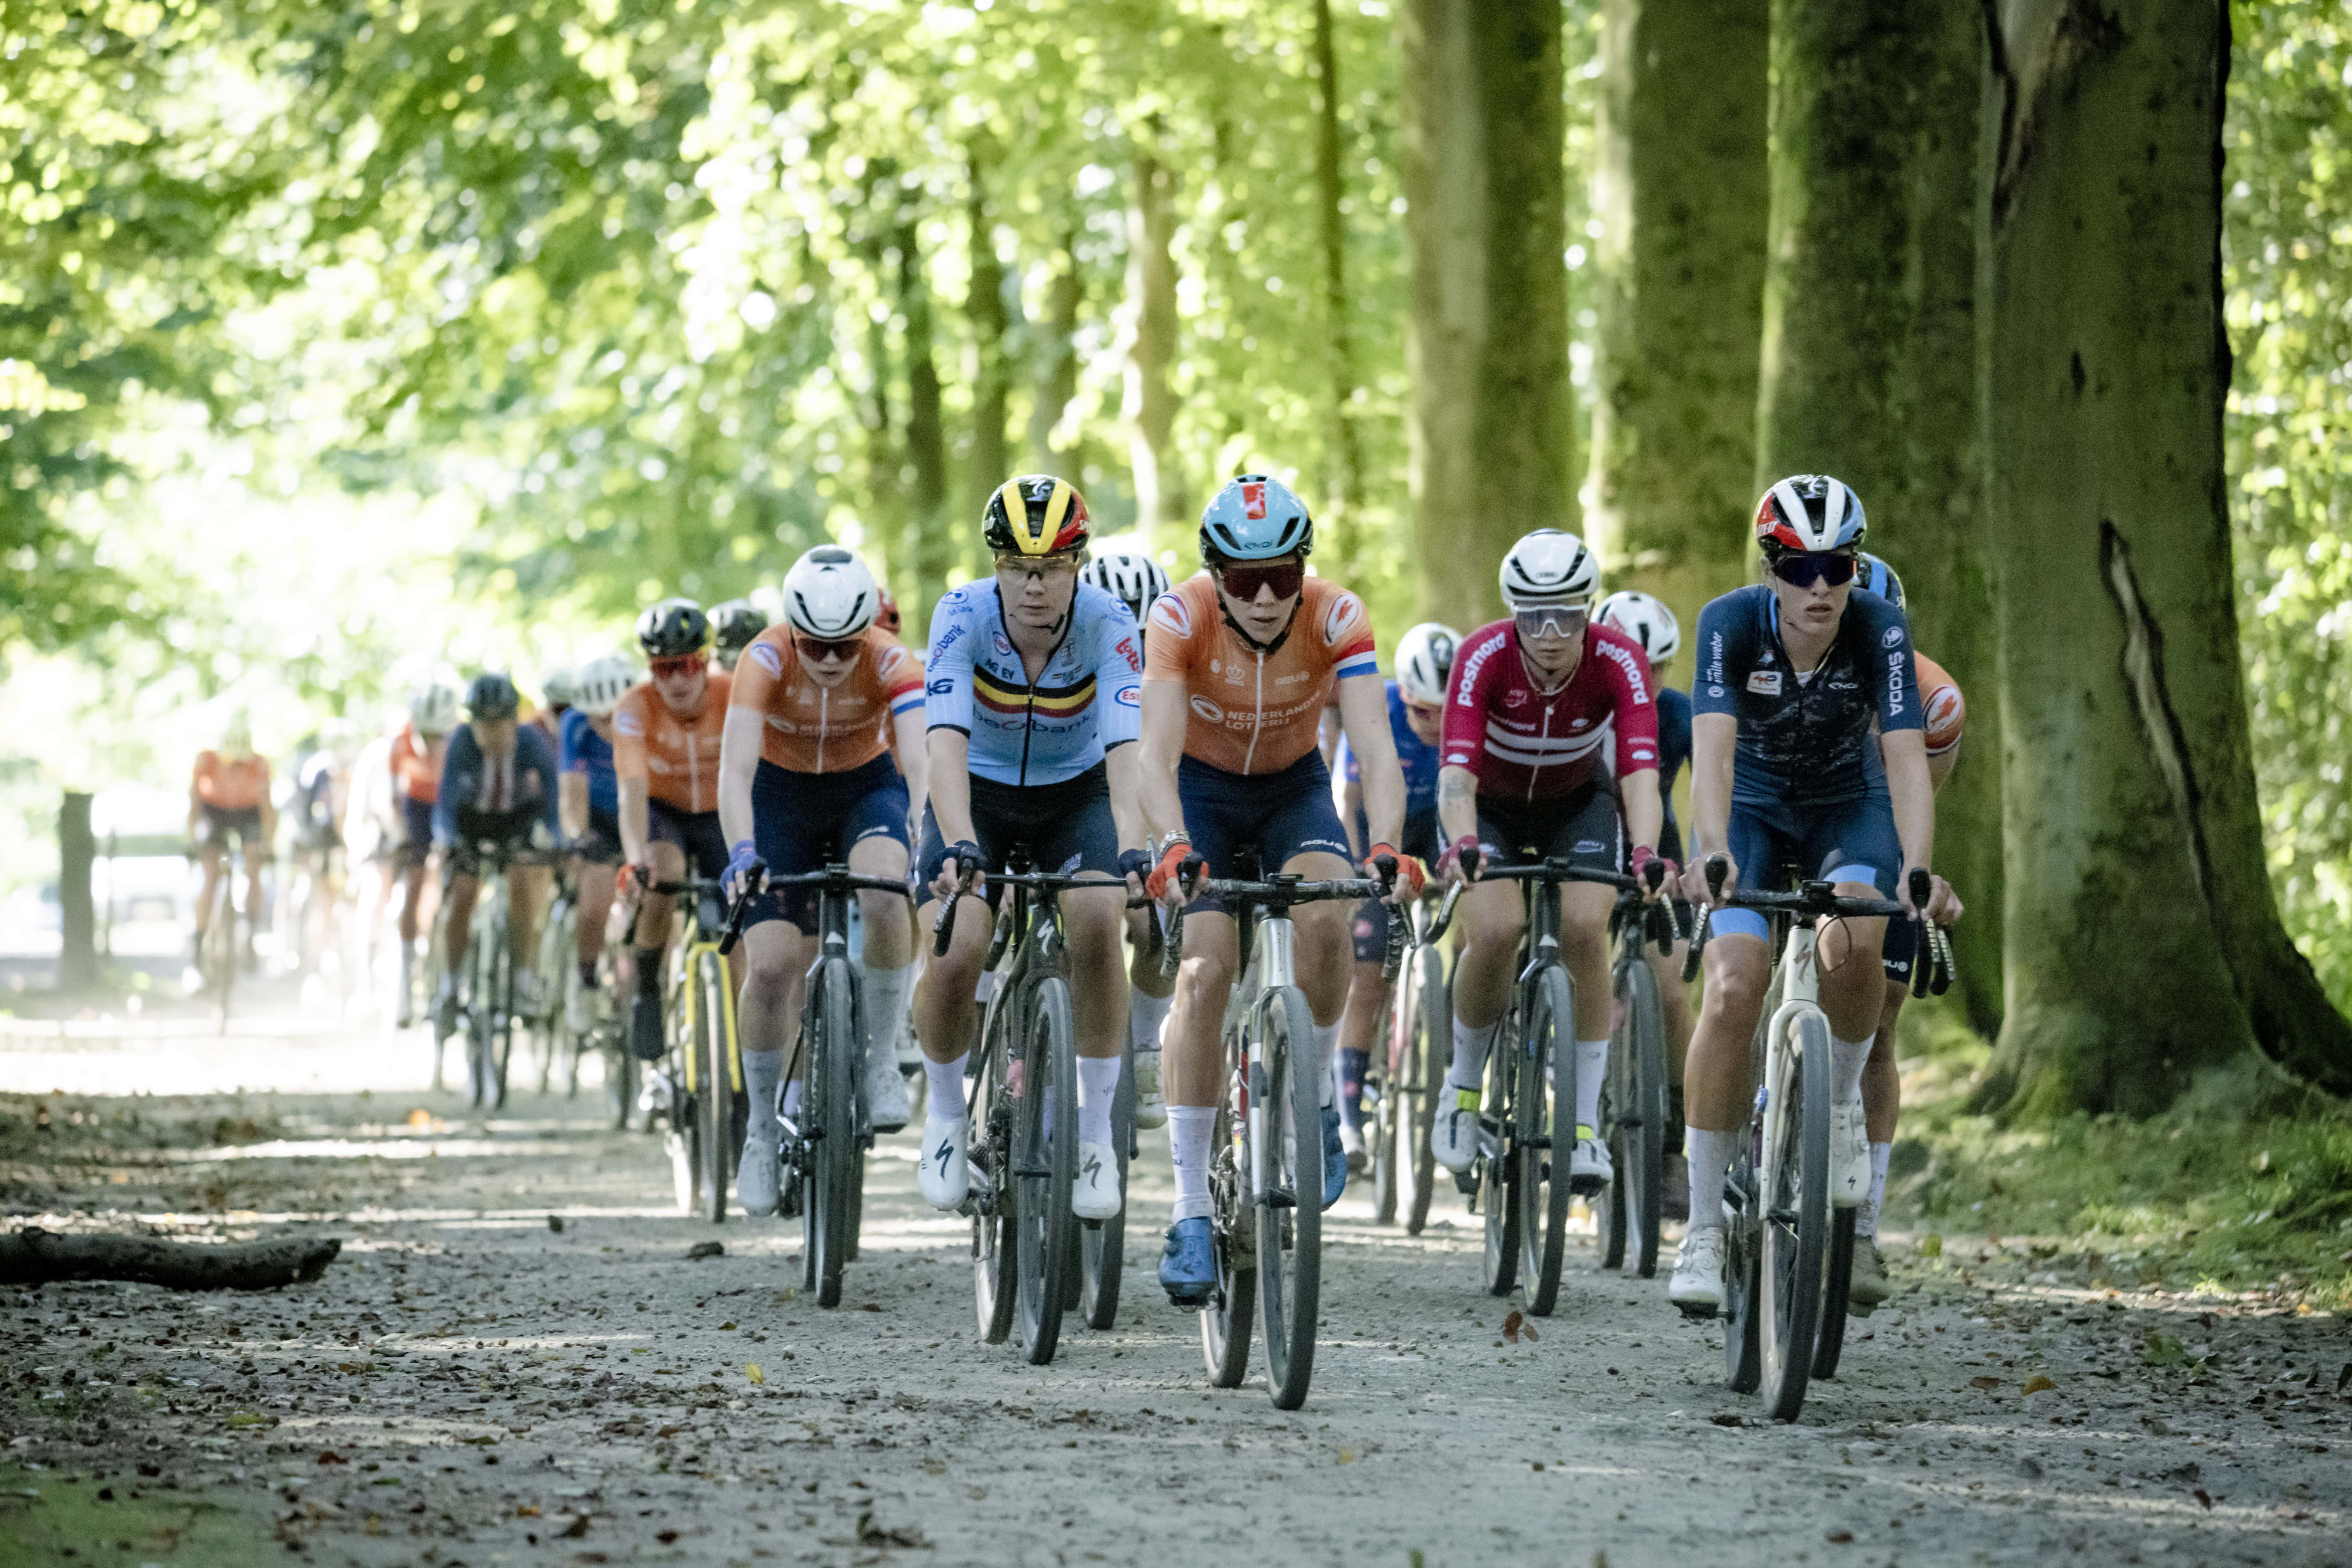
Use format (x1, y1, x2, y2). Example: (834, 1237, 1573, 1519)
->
(1364, 841, 1425, 904)
(1628, 844, 1678, 902)
(1145, 838, 1204, 907)
(1901, 863, 1963, 926)
(721, 840, 765, 901)
(619, 863, 650, 900)
(1438, 834, 1482, 887)
(1683, 851, 1735, 905)
(1118, 847, 1152, 898)
(923, 840, 985, 904)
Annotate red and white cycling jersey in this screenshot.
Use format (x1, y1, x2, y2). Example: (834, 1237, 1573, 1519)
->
(1439, 619, 1660, 801)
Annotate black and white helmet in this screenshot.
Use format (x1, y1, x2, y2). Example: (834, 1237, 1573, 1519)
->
(782, 546, 879, 639)
(1081, 550, 1172, 622)
(1394, 623, 1462, 706)
(1498, 529, 1600, 610)
(1754, 474, 1867, 554)
(573, 654, 637, 717)
(1595, 591, 1681, 666)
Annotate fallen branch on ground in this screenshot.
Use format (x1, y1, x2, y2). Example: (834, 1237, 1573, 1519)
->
(0, 1226, 342, 1290)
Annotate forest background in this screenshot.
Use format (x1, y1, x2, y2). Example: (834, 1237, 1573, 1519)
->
(4, 1, 2350, 1285)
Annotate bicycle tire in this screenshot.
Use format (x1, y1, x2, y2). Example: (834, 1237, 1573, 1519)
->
(808, 955, 858, 1308)
(1518, 966, 1577, 1317)
(1257, 985, 1322, 1409)
(1079, 1035, 1134, 1330)
(486, 898, 513, 1112)
(1404, 944, 1444, 1235)
(1014, 977, 1078, 1364)
(1597, 955, 1668, 1279)
(1368, 1044, 1398, 1228)
(464, 923, 492, 1110)
(971, 1007, 1018, 1346)
(604, 1038, 636, 1132)
(1200, 1054, 1255, 1389)
(694, 950, 731, 1224)
(1480, 1013, 1519, 1299)
(1758, 1009, 1832, 1421)
(1812, 1208, 1857, 1380)
(204, 877, 238, 1035)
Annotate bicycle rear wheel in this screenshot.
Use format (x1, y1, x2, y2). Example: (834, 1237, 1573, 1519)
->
(1516, 966, 1577, 1316)
(1758, 1010, 1832, 1420)
(1079, 1035, 1134, 1330)
(1479, 1020, 1519, 1299)
(1597, 954, 1668, 1278)
(1014, 978, 1078, 1363)
(1254, 985, 1322, 1408)
(971, 1012, 1018, 1346)
(1403, 944, 1444, 1235)
(1201, 1045, 1255, 1390)
(804, 956, 858, 1308)
(694, 949, 732, 1224)
(487, 899, 514, 1111)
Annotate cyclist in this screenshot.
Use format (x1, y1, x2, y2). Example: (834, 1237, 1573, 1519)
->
(1082, 547, 1177, 1126)
(430, 673, 560, 1037)
(533, 666, 576, 749)
(391, 677, 460, 1026)
(187, 711, 275, 985)
(1427, 534, 1668, 1192)
(911, 476, 1145, 1222)
(710, 600, 768, 673)
(1596, 589, 1698, 1213)
(1669, 476, 1960, 1313)
(614, 601, 738, 1062)
(1138, 473, 1424, 1305)
(559, 654, 635, 1035)
(717, 546, 928, 1216)
(1330, 620, 1456, 1168)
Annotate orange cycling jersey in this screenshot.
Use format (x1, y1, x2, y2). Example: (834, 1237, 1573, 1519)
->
(390, 723, 446, 804)
(1142, 574, 1380, 775)
(193, 752, 270, 811)
(613, 672, 733, 814)
(1917, 654, 1966, 758)
(728, 626, 926, 774)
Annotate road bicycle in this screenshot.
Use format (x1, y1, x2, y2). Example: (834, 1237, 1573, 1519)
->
(190, 829, 266, 1033)
(931, 860, 1151, 1364)
(759, 863, 912, 1309)
(439, 837, 556, 1111)
(1594, 879, 1685, 1279)
(1681, 856, 1953, 1420)
(1170, 860, 1403, 1410)
(533, 866, 580, 1097)
(1369, 893, 1448, 1233)
(1427, 855, 1664, 1316)
(640, 876, 757, 1222)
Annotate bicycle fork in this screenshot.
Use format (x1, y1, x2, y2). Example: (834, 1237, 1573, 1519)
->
(1241, 916, 1297, 1211)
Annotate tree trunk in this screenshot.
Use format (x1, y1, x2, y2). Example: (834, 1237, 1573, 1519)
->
(57, 790, 97, 992)
(896, 225, 953, 638)
(1027, 232, 1082, 473)
(1586, 0, 1768, 645)
(0, 1227, 342, 1290)
(1402, 0, 1574, 629)
(1977, 0, 2352, 1113)
(967, 141, 1013, 527)
(1752, 0, 2002, 1031)
(1311, 0, 1368, 581)
(1121, 121, 1185, 546)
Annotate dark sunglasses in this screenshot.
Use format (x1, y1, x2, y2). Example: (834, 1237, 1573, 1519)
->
(1217, 559, 1304, 603)
(794, 634, 862, 664)
(1769, 551, 1859, 589)
(649, 653, 707, 678)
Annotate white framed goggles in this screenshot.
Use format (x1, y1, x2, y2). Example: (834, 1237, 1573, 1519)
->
(1512, 603, 1589, 638)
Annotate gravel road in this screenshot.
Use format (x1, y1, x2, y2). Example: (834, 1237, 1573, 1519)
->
(3, 995, 2347, 1568)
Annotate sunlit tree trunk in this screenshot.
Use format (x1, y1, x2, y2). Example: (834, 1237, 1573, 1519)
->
(966, 140, 1013, 524)
(1586, 0, 1765, 647)
(897, 225, 953, 638)
(1027, 232, 1081, 473)
(1402, 0, 1574, 628)
(1121, 119, 1185, 545)
(1311, 0, 1367, 581)
(1752, 0, 2002, 1031)
(1978, 0, 2352, 1113)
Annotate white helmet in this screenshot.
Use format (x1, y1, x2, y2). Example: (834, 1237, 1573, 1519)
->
(1498, 529, 1600, 610)
(407, 679, 461, 736)
(573, 654, 637, 717)
(1596, 591, 1681, 666)
(781, 545, 879, 638)
(1081, 550, 1172, 622)
(1394, 623, 1462, 706)
(540, 665, 578, 710)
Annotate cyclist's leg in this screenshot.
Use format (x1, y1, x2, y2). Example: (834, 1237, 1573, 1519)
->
(626, 838, 687, 1057)
(1800, 795, 1898, 1209)
(837, 768, 916, 1119)
(437, 841, 482, 1029)
(193, 837, 225, 952)
(1123, 902, 1175, 1128)
(509, 858, 551, 1008)
(574, 854, 616, 991)
(1266, 773, 1356, 1206)
(1334, 900, 1385, 1148)
(1441, 804, 1532, 1146)
(735, 912, 815, 1211)
(1550, 786, 1626, 1141)
(1161, 905, 1236, 1298)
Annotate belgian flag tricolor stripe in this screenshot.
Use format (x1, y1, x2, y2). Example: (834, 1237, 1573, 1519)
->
(974, 669, 1096, 717)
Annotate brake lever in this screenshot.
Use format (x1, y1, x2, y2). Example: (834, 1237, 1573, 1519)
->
(930, 897, 957, 958)
(1381, 905, 1409, 985)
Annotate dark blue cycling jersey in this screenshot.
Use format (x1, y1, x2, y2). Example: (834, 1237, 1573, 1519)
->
(1338, 681, 1442, 817)
(557, 708, 618, 818)
(1656, 684, 1691, 855)
(432, 722, 560, 847)
(1692, 584, 1919, 807)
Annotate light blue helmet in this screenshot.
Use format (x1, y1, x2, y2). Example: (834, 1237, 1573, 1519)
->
(1858, 551, 1905, 609)
(1199, 474, 1314, 563)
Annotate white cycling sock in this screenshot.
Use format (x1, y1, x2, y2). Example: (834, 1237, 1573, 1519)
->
(1130, 987, 1172, 1054)
(1858, 1141, 1893, 1238)
(1076, 1054, 1122, 1145)
(1168, 1105, 1215, 1223)
(923, 1053, 968, 1123)
(1685, 1126, 1735, 1232)
(1448, 1014, 1496, 1091)
(1312, 1018, 1342, 1109)
(861, 961, 916, 1061)
(1832, 1034, 1873, 1102)
(743, 1049, 783, 1144)
(781, 1079, 804, 1121)
(1573, 1038, 1609, 1134)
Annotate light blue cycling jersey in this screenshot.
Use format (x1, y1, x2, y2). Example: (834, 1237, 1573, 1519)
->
(924, 579, 1144, 787)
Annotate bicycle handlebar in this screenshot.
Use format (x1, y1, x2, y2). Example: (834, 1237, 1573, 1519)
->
(1423, 857, 1665, 947)
(923, 867, 1153, 958)
(639, 875, 766, 957)
(1679, 856, 1954, 997)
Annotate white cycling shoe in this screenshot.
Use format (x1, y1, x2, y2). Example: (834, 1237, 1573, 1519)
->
(1829, 1094, 1869, 1209)
(1132, 1048, 1168, 1131)
(736, 1136, 781, 1217)
(867, 1054, 911, 1134)
(1073, 1141, 1122, 1221)
(1431, 1085, 1482, 1174)
(917, 1115, 970, 1210)
(1669, 1224, 1726, 1315)
(1568, 1134, 1613, 1189)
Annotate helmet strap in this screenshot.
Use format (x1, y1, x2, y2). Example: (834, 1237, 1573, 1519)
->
(1217, 597, 1298, 657)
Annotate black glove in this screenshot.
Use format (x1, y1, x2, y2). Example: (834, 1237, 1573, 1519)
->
(1118, 848, 1152, 884)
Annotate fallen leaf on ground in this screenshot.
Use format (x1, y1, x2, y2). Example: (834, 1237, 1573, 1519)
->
(517, 1505, 540, 1518)
(559, 1514, 590, 1539)
(745, 1363, 764, 1385)
(1826, 1529, 1854, 1544)
(546, 1215, 564, 1232)
(315, 1450, 347, 1465)
(1337, 1448, 1355, 1465)
(686, 1242, 723, 1261)
(2022, 1375, 2056, 1395)
(1502, 1310, 1524, 1344)
(1969, 1376, 2001, 1390)
(2194, 1489, 2212, 1510)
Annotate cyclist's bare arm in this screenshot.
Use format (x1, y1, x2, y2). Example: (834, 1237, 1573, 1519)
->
(1334, 673, 1404, 854)
(1338, 774, 1365, 861)
(616, 775, 651, 868)
(891, 705, 929, 828)
(558, 773, 589, 841)
(925, 728, 978, 848)
(1619, 765, 1666, 863)
(1683, 712, 1739, 901)
(716, 706, 764, 852)
(1136, 682, 1190, 847)
(1880, 728, 1957, 920)
(1436, 766, 1477, 857)
(1928, 741, 1960, 794)
(1104, 739, 1145, 859)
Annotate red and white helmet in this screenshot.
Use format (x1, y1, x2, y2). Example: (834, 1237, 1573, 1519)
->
(1498, 530, 1600, 610)
(1754, 474, 1867, 554)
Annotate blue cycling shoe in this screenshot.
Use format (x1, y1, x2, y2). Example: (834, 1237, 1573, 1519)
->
(1159, 1217, 1215, 1307)
(1321, 1103, 1348, 1210)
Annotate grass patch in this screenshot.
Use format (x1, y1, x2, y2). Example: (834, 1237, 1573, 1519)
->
(0, 1465, 259, 1566)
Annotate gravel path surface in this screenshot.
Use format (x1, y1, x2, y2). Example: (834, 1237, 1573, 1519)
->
(3, 1002, 2347, 1567)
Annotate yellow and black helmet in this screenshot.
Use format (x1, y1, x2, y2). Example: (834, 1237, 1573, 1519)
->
(982, 474, 1091, 557)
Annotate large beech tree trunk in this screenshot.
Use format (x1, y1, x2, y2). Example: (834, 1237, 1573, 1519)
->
(896, 226, 953, 636)
(1586, 0, 1767, 647)
(1121, 122, 1185, 543)
(1402, 0, 1574, 628)
(1312, 0, 1368, 580)
(1027, 232, 1082, 473)
(966, 141, 1013, 528)
(1978, 0, 2352, 1113)
(1753, 0, 2002, 1031)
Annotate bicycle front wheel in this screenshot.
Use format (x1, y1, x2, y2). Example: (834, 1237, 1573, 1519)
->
(1516, 965, 1576, 1317)
(1014, 977, 1078, 1364)
(694, 950, 732, 1225)
(1404, 944, 1444, 1235)
(1598, 954, 1668, 1279)
(1758, 1009, 1832, 1421)
(805, 956, 858, 1308)
(1201, 1036, 1255, 1389)
(1255, 985, 1322, 1409)
(1480, 1022, 1519, 1299)
(1813, 1209, 1858, 1380)
(1079, 1034, 1134, 1330)
(972, 1012, 1018, 1346)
